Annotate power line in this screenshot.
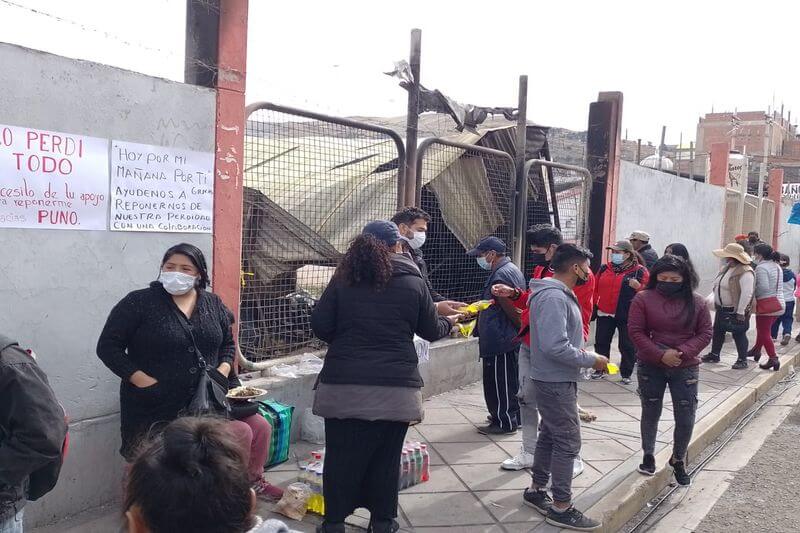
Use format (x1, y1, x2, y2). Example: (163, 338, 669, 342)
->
(0, 0, 179, 56)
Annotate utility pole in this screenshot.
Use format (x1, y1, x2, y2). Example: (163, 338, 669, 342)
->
(636, 139, 642, 165)
(404, 28, 422, 207)
(689, 141, 695, 180)
(677, 132, 683, 176)
(513, 75, 528, 266)
(658, 126, 666, 171)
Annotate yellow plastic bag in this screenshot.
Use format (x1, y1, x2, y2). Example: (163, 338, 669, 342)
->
(457, 319, 477, 338)
(457, 300, 493, 315)
(606, 363, 619, 375)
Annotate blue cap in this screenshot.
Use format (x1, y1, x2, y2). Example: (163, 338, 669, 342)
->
(362, 220, 401, 247)
(466, 236, 507, 257)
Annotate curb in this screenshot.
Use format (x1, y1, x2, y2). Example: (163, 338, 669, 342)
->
(579, 349, 800, 533)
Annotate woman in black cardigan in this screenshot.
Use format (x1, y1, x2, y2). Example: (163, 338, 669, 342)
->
(97, 243, 282, 499)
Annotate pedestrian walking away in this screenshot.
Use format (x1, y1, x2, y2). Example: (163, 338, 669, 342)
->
(391, 206, 466, 316)
(492, 224, 593, 475)
(96, 243, 284, 500)
(525, 244, 607, 531)
(770, 253, 796, 346)
(702, 243, 755, 369)
(467, 236, 526, 435)
(311, 220, 453, 533)
(0, 335, 68, 533)
(628, 230, 659, 270)
(593, 239, 649, 383)
(628, 256, 712, 486)
(748, 243, 785, 371)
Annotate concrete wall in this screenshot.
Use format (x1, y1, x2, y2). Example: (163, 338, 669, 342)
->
(615, 161, 726, 294)
(0, 43, 216, 527)
(245, 338, 481, 442)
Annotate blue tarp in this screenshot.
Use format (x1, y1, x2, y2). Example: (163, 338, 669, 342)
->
(789, 202, 800, 225)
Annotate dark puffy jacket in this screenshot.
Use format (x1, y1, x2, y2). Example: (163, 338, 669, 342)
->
(409, 248, 444, 302)
(311, 254, 451, 388)
(476, 257, 526, 357)
(595, 263, 649, 322)
(638, 244, 660, 270)
(0, 336, 67, 520)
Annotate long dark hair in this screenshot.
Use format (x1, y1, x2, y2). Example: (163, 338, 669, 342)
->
(646, 255, 698, 327)
(334, 233, 393, 290)
(753, 243, 776, 262)
(664, 243, 698, 289)
(162, 243, 210, 289)
(125, 417, 254, 533)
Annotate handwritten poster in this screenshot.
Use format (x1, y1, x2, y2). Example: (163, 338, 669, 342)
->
(0, 124, 109, 230)
(110, 141, 214, 233)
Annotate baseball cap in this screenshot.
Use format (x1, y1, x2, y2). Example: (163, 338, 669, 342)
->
(466, 236, 507, 257)
(628, 230, 651, 242)
(362, 220, 401, 247)
(606, 240, 634, 253)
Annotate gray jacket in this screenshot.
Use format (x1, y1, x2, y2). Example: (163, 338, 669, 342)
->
(754, 260, 785, 316)
(528, 278, 596, 382)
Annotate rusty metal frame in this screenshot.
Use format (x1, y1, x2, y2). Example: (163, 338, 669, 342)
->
(523, 158, 593, 253)
(245, 102, 408, 210)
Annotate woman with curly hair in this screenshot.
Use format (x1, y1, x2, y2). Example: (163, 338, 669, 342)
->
(311, 220, 455, 533)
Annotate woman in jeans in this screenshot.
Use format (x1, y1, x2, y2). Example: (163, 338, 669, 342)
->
(311, 221, 454, 533)
(770, 254, 796, 346)
(702, 243, 755, 369)
(748, 243, 785, 370)
(97, 243, 282, 500)
(628, 256, 712, 486)
(592, 240, 649, 384)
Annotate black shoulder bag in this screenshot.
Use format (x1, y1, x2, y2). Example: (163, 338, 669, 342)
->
(169, 304, 231, 417)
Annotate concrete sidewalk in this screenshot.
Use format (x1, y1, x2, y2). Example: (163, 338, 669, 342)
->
(262, 339, 800, 533)
(33, 338, 800, 533)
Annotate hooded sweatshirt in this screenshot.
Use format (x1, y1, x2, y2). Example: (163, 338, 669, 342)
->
(528, 278, 597, 382)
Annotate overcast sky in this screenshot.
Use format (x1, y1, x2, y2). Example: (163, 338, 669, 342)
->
(2, 0, 798, 146)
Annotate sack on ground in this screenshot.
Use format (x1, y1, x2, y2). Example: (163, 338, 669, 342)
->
(301, 408, 325, 445)
(273, 482, 312, 521)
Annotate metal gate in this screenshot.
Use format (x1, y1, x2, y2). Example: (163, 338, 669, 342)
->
(240, 103, 405, 361)
(415, 138, 516, 303)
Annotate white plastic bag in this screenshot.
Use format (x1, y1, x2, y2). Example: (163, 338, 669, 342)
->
(414, 335, 430, 363)
(301, 407, 325, 444)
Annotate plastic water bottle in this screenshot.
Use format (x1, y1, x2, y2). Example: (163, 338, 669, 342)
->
(420, 444, 430, 482)
(401, 451, 411, 489)
(413, 444, 423, 485)
(315, 469, 325, 515)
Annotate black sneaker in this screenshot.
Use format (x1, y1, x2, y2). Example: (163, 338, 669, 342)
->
(476, 424, 517, 435)
(590, 370, 606, 379)
(545, 506, 601, 531)
(367, 519, 400, 533)
(670, 458, 691, 486)
(522, 488, 553, 515)
(701, 353, 720, 363)
(637, 454, 656, 476)
(731, 359, 748, 370)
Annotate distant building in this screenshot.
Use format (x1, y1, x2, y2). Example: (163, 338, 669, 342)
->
(695, 110, 800, 191)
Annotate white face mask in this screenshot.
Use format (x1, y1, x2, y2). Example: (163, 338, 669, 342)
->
(159, 271, 197, 295)
(402, 231, 427, 250)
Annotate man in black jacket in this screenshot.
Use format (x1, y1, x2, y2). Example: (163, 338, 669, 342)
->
(628, 230, 659, 270)
(391, 207, 466, 316)
(0, 335, 67, 532)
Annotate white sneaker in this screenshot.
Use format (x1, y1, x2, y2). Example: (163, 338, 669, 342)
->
(573, 456, 585, 479)
(501, 450, 534, 470)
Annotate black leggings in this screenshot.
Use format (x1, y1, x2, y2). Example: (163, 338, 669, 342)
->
(323, 418, 408, 523)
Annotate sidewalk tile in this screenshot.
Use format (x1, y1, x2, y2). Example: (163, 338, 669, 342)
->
(577, 392, 608, 406)
(495, 440, 525, 457)
(451, 463, 532, 491)
(434, 441, 510, 464)
(417, 424, 491, 443)
(571, 462, 605, 488)
(475, 490, 545, 524)
(402, 465, 469, 493)
(457, 407, 492, 423)
(586, 459, 623, 474)
(486, 431, 523, 443)
(399, 492, 495, 527)
(580, 405, 638, 422)
(421, 407, 470, 425)
(580, 439, 633, 461)
(593, 392, 641, 406)
(413, 526, 505, 532)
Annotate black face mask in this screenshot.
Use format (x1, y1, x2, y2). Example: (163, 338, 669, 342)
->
(656, 281, 683, 296)
(531, 252, 549, 266)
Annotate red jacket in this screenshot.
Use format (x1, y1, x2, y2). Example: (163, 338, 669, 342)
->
(628, 290, 713, 369)
(512, 265, 595, 344)
(594, 262, 649, 319)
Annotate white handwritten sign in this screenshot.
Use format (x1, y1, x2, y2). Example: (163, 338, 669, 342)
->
(110, 141, 214, 233)
(782, 183, 800, 200)
(0, 124, 109, 230)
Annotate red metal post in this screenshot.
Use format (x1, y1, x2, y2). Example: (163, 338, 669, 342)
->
(768, 168, 784, 247)
(708, 142, 729, 187)
(212, 0, 248, 324)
